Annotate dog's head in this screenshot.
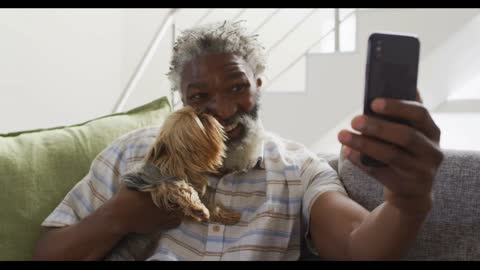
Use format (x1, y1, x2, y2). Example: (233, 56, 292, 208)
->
(146, 106, 227, 176)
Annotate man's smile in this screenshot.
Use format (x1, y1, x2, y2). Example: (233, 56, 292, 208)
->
(225, 122, 243, 141)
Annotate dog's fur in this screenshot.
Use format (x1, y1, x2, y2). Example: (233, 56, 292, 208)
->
(104, 106, 241, 260)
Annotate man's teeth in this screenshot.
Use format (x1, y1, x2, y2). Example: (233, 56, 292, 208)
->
(224, 123, 239, 132)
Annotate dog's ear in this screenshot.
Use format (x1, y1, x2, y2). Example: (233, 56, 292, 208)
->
(147, 141, 167, 163)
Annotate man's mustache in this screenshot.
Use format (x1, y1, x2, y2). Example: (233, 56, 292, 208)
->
(222, 101, 259, 126)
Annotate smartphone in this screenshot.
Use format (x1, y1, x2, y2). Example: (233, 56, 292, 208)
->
(361, 32, 420, 167)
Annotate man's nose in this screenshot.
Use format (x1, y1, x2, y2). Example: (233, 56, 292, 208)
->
(206, 94, 237, 124)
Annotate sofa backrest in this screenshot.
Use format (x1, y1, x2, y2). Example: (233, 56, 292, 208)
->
(0, 97, 171, 261)
(336, 149, 480, 260)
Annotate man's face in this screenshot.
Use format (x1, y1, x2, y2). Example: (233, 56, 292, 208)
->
(180, 53, 262, 145)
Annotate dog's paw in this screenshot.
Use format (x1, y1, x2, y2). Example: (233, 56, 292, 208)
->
(186, 204, 210, 223)
(210, 208, 242, 225)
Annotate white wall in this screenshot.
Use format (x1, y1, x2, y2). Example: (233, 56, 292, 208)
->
(431, 113, 480, 151)
(0, 9, 122, 133)
(260, 52, 363, 149)
(121, 9, 173, 111)
(0, 8, 172, 134)
(419, 12, 480, 110)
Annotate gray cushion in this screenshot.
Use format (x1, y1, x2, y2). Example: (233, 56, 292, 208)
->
(338, 149, 480, 260)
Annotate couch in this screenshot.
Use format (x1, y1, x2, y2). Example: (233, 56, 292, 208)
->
(1, 96, 478, 260)
(300, 150, 480, 261)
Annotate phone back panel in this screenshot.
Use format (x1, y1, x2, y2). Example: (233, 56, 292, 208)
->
(361, 33, 420, 166)
(364, 33, 420, 123)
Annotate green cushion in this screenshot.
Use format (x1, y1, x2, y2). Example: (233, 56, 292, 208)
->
(0, 97, 171, 261)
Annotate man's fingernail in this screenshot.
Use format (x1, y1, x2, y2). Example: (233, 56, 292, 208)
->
(354, 118, 367, 131)
(339, 132, 352, 143)
(343, 146, 351, 158)
(372, 98, 386, 111)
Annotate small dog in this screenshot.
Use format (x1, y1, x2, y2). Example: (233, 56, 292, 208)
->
(104, 106, 241, 260)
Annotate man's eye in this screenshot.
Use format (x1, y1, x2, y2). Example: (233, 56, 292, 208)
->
(189, 93, 207, 101)
(231, 84, 247, 93)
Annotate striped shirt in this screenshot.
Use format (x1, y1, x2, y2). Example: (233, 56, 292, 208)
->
(41, 126, 347, 261)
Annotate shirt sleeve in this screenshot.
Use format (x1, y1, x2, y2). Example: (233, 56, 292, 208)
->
(301, 154, 348, 256)
(41, 128, 156, 228)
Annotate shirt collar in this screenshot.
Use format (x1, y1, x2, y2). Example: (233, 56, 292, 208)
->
(253, 140, 265, 170)
(241, 129, 266, 172)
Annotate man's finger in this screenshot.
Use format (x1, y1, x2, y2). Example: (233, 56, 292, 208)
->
(338, 130, 428, 178)
(341, 146, 415, 194)
(350, 115, 441, 161)
(370, 98, 440, 142)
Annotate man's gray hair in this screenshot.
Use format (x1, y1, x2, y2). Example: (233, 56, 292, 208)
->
(167, 20, 267, 93)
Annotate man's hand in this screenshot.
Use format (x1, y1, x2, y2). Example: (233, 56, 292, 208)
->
(32, 184, 184, 261)
(110, 184, 184, 235)
(338, 90, 443, 215)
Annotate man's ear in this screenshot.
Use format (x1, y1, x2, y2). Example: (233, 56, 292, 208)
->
(256, 78, 263, 89)
(179, 89, 187, 105)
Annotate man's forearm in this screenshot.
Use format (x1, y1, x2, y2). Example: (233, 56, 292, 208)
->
(32, 200, 127, 261)
(347, 199, 430, 260)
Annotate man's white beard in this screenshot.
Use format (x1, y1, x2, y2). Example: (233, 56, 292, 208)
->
(222, 115, 265, 172)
